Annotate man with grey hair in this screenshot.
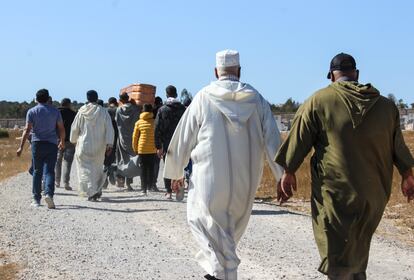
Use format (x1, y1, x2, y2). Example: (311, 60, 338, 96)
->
(164, 50, 283, 280)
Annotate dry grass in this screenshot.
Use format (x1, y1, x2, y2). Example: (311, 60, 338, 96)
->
(0, 130, 29, 280)
(0, 129, 31, 182)
(0, 253, 19, 280)
(257, 131, 414, 233)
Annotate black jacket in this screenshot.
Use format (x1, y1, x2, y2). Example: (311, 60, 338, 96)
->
(58, 107, 77, 142)
(104, 106, 119, 166)
(154, 100, 186, 151)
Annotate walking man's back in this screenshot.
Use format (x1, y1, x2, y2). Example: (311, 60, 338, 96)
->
(17, 88, 65, 209)
(155, 85, 186, 199)
(164, 50, 283, 279)
(275, 53, 414, 279)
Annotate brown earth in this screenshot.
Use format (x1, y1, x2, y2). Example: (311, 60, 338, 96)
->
(0, 130, 28, 280)
(0, 252, 19, 280)
(0, 129, 31, 182)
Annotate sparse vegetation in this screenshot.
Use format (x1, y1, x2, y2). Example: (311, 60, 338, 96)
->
(0, 129, 9, 138)
(0, 129, 31, 181)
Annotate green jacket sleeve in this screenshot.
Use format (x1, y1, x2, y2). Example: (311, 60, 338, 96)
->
(393, 111, 414, 175)
(275, 96, 319, 173)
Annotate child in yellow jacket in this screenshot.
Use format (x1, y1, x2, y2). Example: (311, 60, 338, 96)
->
(132, 104, 157, 195)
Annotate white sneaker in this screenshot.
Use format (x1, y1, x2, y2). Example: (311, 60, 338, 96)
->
(31, 199, 40, 207)
(44, 195, 56, 209)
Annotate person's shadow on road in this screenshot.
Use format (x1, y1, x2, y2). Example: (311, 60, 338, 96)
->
(55, 204, 167, 213)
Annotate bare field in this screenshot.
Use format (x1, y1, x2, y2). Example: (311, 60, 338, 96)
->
(0, 252, 19, 280)
(257, 131, 414, 235)
(0, 130, 28, 280)
(0, 129, 31, 182)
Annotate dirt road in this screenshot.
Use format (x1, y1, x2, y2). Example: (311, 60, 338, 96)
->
(0, 170, 413, 280)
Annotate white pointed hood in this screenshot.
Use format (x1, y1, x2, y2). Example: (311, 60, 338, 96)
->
(78, 103, 104, 122)
(205, 80, 258, 129)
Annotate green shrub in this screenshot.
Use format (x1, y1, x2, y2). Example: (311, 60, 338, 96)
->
(0, 129, 9, 138)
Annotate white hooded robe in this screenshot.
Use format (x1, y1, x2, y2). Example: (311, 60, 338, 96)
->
(164, 80, 283, 280)
(70, 103, 114, 197)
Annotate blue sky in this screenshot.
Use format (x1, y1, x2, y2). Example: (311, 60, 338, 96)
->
(0, 0, 413, 105)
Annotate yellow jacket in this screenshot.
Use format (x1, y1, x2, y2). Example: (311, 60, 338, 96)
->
(132, 112, 157, 154)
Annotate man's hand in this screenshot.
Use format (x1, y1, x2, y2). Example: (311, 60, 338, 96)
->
(172, 178, 184, 193)
(16, 147, 23, 157)
(58, 140, 65, 151)
(276, 180, 290, 205)
(279, 171, 297, 203)
(157, 148, 164, 159)
(401, 169, 414, 203)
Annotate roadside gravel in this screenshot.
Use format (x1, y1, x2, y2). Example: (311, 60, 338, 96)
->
(0, 168, 413, 280)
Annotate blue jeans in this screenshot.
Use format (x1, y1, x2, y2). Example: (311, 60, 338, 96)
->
(32, 141, 58, 201)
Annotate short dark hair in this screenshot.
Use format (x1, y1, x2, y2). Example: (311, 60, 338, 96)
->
(36, 89, 49, 103)
(97, 99, 104, 106)
(108, 97, 117, 105)
(61, 98, 71, 107)
(86, 90, 98, 103)
(143, 103, 153, 112)
(166, 85, 177, 98)
(119, 92, 129, 103)
(155, 96, 163, 106)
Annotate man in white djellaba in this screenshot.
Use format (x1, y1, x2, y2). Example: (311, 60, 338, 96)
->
(164, 50, 283, 280)
(70, 90, 114, 201)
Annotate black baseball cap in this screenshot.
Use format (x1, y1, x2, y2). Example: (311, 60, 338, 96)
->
(327, 53, 357, 79)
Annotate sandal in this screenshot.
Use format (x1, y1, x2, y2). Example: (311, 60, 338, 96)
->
(165, 192, 172, 200)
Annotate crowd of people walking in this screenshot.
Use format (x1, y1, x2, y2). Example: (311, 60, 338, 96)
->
(16, 84, 192, 205)
(15, 49, 414, 280)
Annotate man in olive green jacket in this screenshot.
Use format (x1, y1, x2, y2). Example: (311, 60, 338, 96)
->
(275, 53, 414, 280)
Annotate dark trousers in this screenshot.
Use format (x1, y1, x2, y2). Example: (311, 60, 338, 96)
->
(153, 155, 160, 186)
(139, 154, 156, 191)
(162, 158, 172, 193)
(32, 141, 58, 201)
(55, 141, 75, 185)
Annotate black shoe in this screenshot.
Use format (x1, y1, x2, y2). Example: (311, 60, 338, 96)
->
(204, 275, 222, 280)
(96, 191, 102, 199)
(87, 193, 99, 202)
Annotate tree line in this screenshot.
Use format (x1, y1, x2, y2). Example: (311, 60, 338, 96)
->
(0, 100, 84, 119)
(1, 94, 413, 119)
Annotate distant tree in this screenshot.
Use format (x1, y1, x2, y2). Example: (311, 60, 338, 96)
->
(411, 103, 414, 109)
(0, 99, 83, 119)
(397, 99, 408, 109)
(387, 93, 397, 105)
(271, 98, 301, 113)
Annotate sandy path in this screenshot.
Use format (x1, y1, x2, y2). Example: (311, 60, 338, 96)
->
(0, 167, 413, 280)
